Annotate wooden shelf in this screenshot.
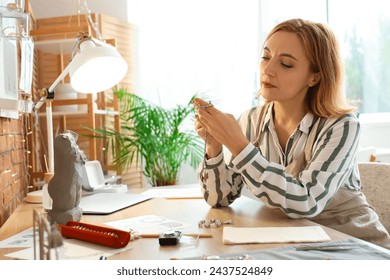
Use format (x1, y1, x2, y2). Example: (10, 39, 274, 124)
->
(34, 38, 78, 55)
(38, 109, 119, 117)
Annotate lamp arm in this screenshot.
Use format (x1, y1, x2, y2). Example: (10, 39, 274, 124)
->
(32, 62, 72, 127)
(46, 64, 72, 174)
(91, 37, 116, 49)
(32, 63, 71, 174)
(48, 63, 71, 94)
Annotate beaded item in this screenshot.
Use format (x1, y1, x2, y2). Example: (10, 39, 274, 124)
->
(70, 224, 120, 238)
(196, 102, 214, 110)
(198, 218, 233, 228)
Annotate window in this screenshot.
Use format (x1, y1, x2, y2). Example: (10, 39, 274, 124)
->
(126, 0, 390, 182)
(259, 0, 390, 114)
(328, 0, 390, 113)
(258, 0, 327, 37)
(127, 0, 259, 117)
(128, 0, 390, 114)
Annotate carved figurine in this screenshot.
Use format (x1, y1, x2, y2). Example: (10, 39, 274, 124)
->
(48, 130, 87, 225)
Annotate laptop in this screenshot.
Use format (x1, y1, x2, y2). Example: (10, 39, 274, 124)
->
(80, 192, 152, 215)
(81, 160, 127, 193)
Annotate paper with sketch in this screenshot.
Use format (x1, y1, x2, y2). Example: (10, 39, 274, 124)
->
(141, 185, 202, 199)
(0, 228, 36, 248)
(105, 215, 192, 234)
(5, 238, 130, 260)
(223, 226, 331, 244)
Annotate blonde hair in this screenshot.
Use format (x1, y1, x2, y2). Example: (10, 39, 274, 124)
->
(263, 18, 354, 118)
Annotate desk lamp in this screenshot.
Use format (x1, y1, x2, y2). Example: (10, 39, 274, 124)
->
(34, 32, 128, 178)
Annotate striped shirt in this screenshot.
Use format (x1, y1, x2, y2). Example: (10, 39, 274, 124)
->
(198, 102, 361, 218)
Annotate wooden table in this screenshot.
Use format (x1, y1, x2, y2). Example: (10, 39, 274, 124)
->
(0, 194, 354, 260)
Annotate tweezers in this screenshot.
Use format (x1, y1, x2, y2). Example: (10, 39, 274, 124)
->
(295, 244, 356, 252)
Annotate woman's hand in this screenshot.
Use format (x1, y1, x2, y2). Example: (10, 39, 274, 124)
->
(194, 99, 222, 158)
(193, 98, 249, 157)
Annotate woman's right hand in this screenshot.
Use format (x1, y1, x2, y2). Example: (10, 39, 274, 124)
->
(193, 97, 248, 158)
(194, 99, 223, 158)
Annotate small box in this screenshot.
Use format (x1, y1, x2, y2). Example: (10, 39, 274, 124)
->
(159, 231, 182, 246)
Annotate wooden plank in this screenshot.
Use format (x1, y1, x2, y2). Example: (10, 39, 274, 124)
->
(30, 26, 88, 37)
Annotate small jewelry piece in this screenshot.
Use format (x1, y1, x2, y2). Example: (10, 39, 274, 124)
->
(227, 254, 255, 260)
(194, 100, 214, 110)
(202, 255, 221, 260)
(198, 218, 233, 228)
(201, 254, 254, 260)
(199, 102, 214, 109)
(128, 229, 140, 240)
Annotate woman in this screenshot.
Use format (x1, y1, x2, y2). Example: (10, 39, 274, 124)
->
(194, 18, 390, 249)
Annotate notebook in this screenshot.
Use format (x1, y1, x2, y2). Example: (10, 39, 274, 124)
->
(79, 193, 152, 215)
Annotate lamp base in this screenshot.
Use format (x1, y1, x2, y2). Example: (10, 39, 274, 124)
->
(25, 190, 43, 204)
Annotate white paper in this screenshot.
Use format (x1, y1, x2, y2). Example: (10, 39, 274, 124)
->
(1, 227, 130, 260)
(105, 215, 192, 234)
(19, 38, 34, 94)
(5, 238, 130, 260)
(141, 184, 202, 199)
(0, 36, 18, 119)
(223, 226, 331, 245)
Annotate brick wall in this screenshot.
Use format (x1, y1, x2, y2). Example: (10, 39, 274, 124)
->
(0, 116, 29, 227)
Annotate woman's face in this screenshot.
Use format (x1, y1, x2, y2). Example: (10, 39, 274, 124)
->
(260, 31, 318, 105)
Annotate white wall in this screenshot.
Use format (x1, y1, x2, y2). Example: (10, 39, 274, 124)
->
(359, 113, 390, 149)
(358, 113, 390, 163)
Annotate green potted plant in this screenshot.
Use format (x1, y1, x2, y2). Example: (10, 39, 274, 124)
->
(90, 89, 204, 186)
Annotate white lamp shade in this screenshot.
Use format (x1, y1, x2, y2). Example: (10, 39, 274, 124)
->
(69, 40, 128, 93)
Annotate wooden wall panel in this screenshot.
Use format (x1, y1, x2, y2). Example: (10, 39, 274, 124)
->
(99, 14, 135, 90)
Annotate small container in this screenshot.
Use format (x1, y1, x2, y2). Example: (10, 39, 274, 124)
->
(0, 9, 29, 38)
(0, 0, 25, 12)
(42, 173, 54, 210)
(59, 221, 131, 248)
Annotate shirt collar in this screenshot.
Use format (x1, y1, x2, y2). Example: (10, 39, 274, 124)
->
(262, 102, 273, 132)
(262, 102, 317, 135)
(298, 112, 316, 134)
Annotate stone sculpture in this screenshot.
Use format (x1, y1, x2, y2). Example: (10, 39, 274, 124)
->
(48, 130, 87, 225)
